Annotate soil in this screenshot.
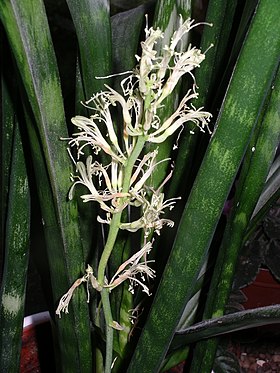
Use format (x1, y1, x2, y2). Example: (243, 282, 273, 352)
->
(230, 337, 280, 373)
(166, 329, 280, 373)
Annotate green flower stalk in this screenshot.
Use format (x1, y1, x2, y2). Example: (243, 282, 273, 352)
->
(56, 16, 212, 372)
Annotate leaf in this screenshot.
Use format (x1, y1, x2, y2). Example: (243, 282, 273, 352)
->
(0, 50, 14, 235)
(213, 346, 241, 373)
(111, 0, 155, 10)
(191, 2, 280, 369)
(0, 1, 92, 371)
(168, 0, 239, 201)
(127, 0, 280, 371)
(67, 0, 112, 99)
(194, 0, 239, 109)
(202, 58, 280, 318)
(0, 121, 30, 373)
(233, 240, 264, 290)
(263, 216, 280, 240)
(175, 305, 280, 344)
(160, 348, 188, 373)
(111, 5, 146, 75)
(247, 160, 280, 237)
(265, 240, 280, 281)
(168, 304, 280, 370)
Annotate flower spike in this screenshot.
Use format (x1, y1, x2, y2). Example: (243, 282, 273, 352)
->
(58, 15, 212, 332)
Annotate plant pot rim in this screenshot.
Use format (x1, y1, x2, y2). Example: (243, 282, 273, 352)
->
(23, 311, 50, 329)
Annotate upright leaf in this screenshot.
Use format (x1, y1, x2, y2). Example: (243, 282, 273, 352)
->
(192, 61, 280, 372)
(127, 0, 280, 371)
(0, 122, 30, 372)
(0, 1, 92, 371)
(67, 0, 112, 99)
(168, 0, 240, 199)
(1, 51, 14, 254)
(146, 0, 192, 189)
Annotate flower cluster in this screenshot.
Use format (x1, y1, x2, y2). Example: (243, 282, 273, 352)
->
(67, 18, 212, 217)
(56, 242, 154, 318)
(56, 16, 212, 319)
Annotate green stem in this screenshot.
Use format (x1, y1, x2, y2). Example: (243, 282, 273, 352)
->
(97, 134, 147, 372)
(97, 135, 147, 283)
(101, 289, 114, 373)
(98, 214, 122, 285)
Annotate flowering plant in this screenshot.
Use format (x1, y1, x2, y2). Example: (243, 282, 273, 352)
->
(1, 1, 280, 373)
(55, 18, 211, 370)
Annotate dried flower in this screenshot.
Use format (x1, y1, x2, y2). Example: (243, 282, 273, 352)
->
(106, 242, 155, 295)
(55, 265, 102, 317)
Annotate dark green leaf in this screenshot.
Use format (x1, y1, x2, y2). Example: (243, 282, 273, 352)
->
(176, 305, 280, 343)
(213, 346, 241, 373)
(0, 122, 30, 372)
(233, 240, 264, 290)
(111, 5, 145, 75)
(265, 240, 280, 281)
(0, 1, 92, 371)
(67, 0, 112, 99)
(191, 2, 280, 369)
(128, 0, 280, 371)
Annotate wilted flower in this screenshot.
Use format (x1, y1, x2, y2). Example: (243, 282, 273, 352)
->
(55, 264, 102, 318)
(106, 242, 155, 295)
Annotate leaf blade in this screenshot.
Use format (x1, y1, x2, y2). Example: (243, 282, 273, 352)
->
(127, 1, 280, 371)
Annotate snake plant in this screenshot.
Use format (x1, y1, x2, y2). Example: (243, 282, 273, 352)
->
(1, 1, 280, 372)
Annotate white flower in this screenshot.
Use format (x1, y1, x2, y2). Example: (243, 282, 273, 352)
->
(58, 15, 213, 327)
(148, 87, 212, 143)
(136, 23, 163, 96)
(106, 242, 155, 295)
(69, 156, 129, 213)
(65, 15, 213, 238)
(156, 46, 205, 106)
(70, 114, 125, 164)
(68, 16, 212, 174)
(120, 190, 179, 237)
